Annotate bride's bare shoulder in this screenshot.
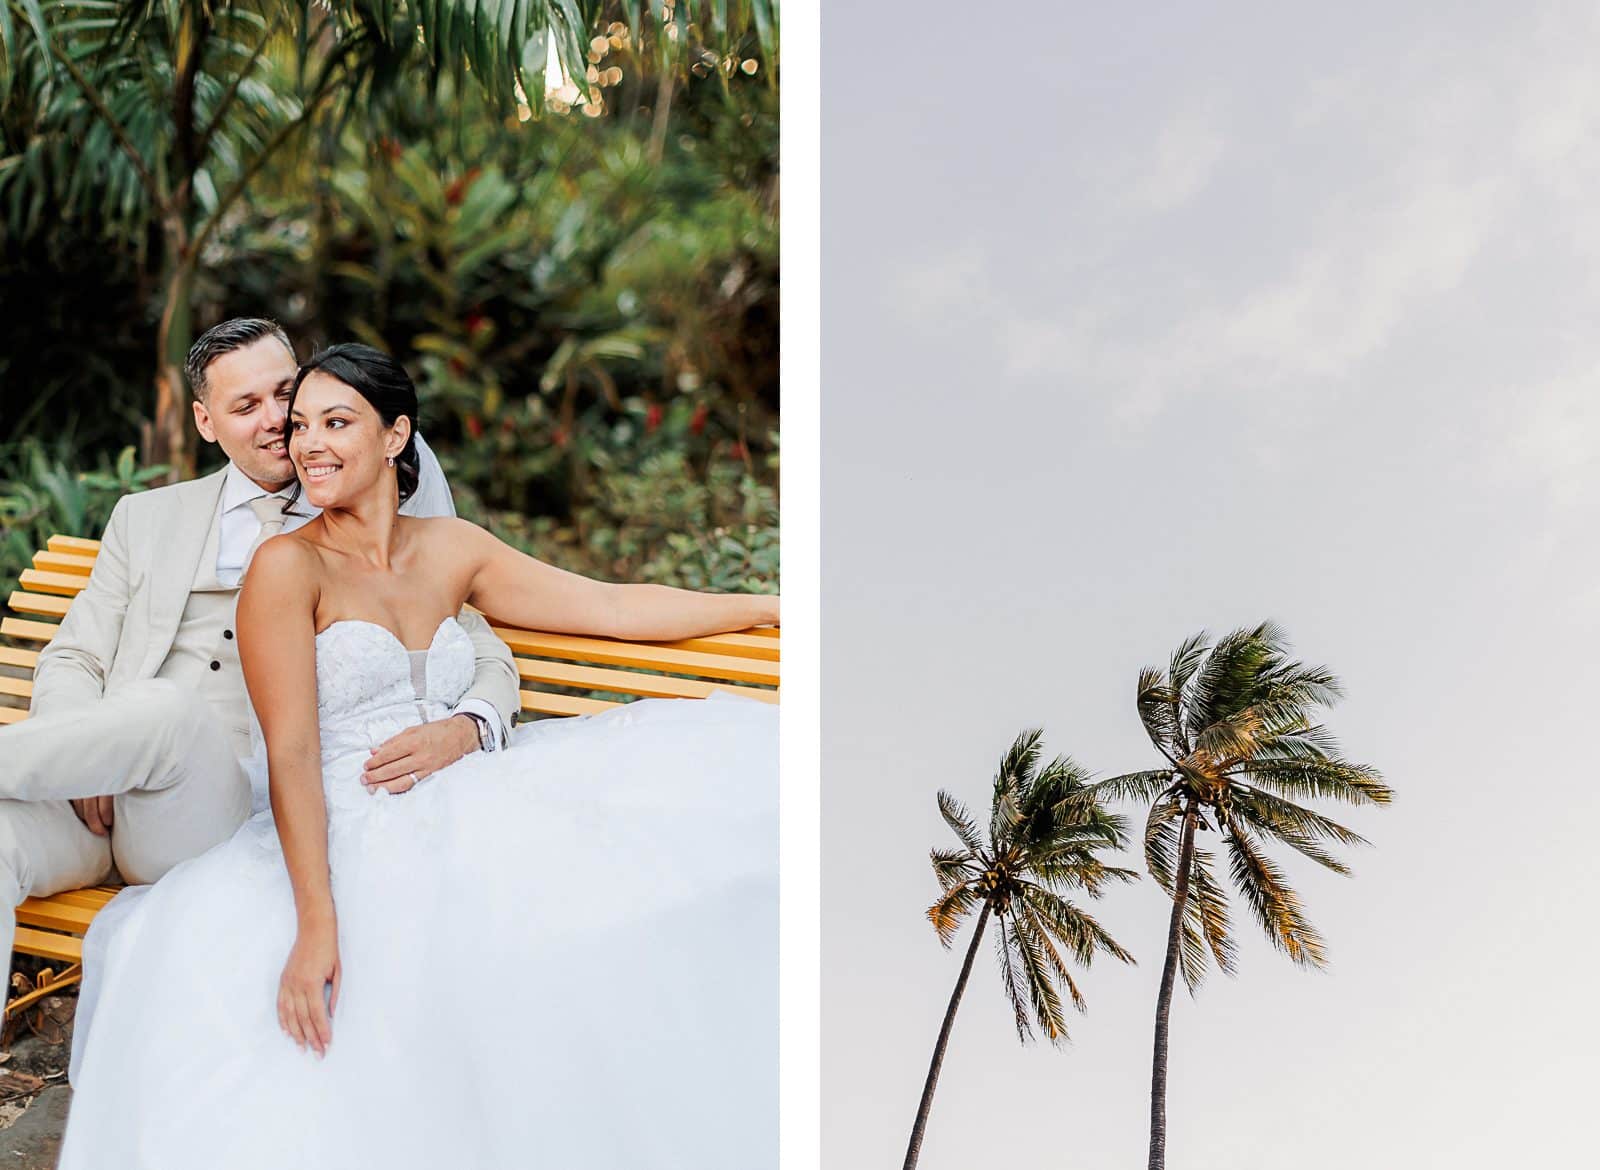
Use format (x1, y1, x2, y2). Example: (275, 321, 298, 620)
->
(239, 532, 324, 613)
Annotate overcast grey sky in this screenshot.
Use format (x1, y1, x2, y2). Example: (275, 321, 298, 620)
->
(823, 3, 1600, 1166)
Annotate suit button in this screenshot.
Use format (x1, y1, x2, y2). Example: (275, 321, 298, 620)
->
(223, 629, 234, 640)
(210, 661, 221, 671)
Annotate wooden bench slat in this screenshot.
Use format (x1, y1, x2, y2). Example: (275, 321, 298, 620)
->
(0, 647, 38, 670)
(519, 691, 620, 717)
(17, 899, 99, 932)
(0, 616, 59, 643)
(46, 536, 100, 556)
(515, 658, 775, 702)
(28, 888, 120, 911)
(0, 707, 26, 725)
(496, 628, 780, 685)
(32, 551, 94, 576)
(654, 631, 779, 661)
(0, 677, 31, 699)
(18, 570, 87, 598)
(6, 591, 70, 619)
(12, 926, 83, 964)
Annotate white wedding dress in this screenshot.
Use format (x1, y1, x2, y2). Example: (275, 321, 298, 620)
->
(58, 618, 777, 1169)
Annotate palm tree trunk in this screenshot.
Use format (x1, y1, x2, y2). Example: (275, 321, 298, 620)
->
(903, 902, 990, 1170)
(147, 217, 195, 481)
(1148, 803, 1198, 1170)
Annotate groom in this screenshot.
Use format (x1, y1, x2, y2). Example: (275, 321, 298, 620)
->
(0, 317, 520, 973)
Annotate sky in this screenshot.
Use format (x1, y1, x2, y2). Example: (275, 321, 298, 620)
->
(823, 3, 1600, 1166)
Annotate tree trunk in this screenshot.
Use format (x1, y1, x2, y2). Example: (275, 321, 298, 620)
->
(903, 902, 990, 1170)
(147, 219, 195, 481)
(1148, 803, 1199, 1170)
(647, 66, 674, 164)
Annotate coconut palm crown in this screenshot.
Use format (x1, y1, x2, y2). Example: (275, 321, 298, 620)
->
(929, 730, 1137, 1039)
(1093, 621, 1392, 985)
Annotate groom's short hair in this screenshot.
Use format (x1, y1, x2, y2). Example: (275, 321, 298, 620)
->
(185, 318, 296, 402)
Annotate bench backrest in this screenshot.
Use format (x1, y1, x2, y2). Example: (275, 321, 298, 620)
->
(0, 534, 778, 727)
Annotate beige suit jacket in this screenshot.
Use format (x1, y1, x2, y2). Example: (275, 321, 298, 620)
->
(30, 467, 520, 731)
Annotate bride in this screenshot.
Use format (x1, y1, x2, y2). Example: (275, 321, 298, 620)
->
(58, 344, 779, 1169)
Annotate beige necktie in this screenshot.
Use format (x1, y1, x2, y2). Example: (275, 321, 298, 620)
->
(241, 495, 288, 579)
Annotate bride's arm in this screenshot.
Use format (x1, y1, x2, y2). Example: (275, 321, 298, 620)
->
(445, 519, 779, 640)
(237, 537, 340, 1058)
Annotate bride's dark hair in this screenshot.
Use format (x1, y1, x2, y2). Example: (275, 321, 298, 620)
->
(283, 343, 422, 507)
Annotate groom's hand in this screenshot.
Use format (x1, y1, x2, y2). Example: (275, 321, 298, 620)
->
(71, 796, 115, 837)
(362, 716, 479, 794)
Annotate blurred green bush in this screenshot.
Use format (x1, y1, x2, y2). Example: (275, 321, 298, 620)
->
(0, 21, 777, 600)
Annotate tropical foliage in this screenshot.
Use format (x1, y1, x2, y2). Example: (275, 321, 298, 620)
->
(903, 730, 1135, 1170)
(0, 0, 777, 474)
(0, 0, 778, 596)
(1088, 622, 1393, 1170)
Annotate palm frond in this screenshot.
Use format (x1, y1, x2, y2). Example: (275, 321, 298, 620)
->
(1088, 768, 1174, 805)
(1010, 913, 1072, 1045)
(1192, 706, 1269, 765)
(992, 913, 1032, 1044)
(935, 789, 987, 858)
(1237, 757, 1393, 806)
(1232, 787, 1369, 850)
(1177, 846, 1236, 991)
(1022, 911, 1087, 1015)
(1168, 630, 1210, 698)
(1021, 883, 1136, 966)
(1136, 666, 1182, 755)
(929, 846, 976, 892)
(1225, 827, 1328, 967)
(925, 881, 981, 948)
(1184, 621, 1288, 737)
(1251, 723, 1341, 761)
(1144, 800, 1183, 893)
(990, 728, 1043, 846)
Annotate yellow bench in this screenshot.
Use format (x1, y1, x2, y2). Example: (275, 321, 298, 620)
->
(0, 533, 779, 1019)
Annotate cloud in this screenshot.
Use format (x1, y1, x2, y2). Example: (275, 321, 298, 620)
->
(1127, 104, 1227, 213)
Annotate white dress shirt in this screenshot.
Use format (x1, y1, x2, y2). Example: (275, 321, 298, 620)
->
(216, 434, 505, 747)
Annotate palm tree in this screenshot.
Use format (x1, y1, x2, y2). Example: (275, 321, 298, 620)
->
(1090, 622, 1393, 1170)
(903, 729, 1136, 1170)
(0, 0, 776, 475)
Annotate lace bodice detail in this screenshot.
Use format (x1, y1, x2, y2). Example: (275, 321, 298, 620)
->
(314, 618, 474, 720)
(245, 617, 475, 816)
(315, 614, 473, 738)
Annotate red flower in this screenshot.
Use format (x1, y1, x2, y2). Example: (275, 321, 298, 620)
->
(378, 137, 403, 162)
(465, 414, 484, 439)
(689, 403, 709, 435)
(464, 310, 489, 337)
(445, 167, 483, 207)
(553, 426, 570, 448)
(729, 440, 748, 461)
(645, 403, 663, 433)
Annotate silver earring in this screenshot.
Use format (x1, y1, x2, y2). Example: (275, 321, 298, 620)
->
(386, 456, 396, 467)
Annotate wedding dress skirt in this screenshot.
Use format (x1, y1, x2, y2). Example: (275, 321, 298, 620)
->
(58, 618, 777, 1169)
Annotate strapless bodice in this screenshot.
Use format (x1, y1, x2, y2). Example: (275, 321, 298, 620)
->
(244, 617, 476, 816)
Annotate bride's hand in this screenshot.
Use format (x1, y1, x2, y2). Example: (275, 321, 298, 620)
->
(279, 918, 341, 1057)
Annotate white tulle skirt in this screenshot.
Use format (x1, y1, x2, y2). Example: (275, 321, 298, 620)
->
(60, 696, 777, 1170)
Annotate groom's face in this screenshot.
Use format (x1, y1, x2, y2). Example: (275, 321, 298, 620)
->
(191, 337, 299, 491)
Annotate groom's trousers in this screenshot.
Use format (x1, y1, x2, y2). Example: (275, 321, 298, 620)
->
(0, 678, 252, 968)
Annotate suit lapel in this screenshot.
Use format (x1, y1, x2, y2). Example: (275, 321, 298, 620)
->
(140, 468, 229, 674)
